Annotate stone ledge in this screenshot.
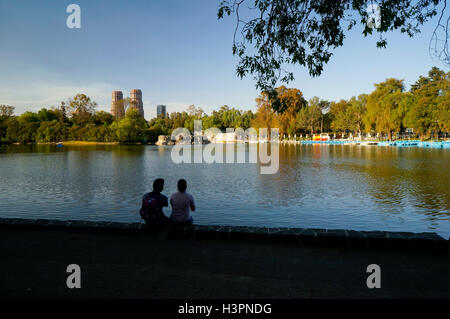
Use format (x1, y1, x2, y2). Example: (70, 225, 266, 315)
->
(0, 218, 448, 252)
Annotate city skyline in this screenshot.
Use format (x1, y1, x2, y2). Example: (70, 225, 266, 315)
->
(0, 0, 448, 120)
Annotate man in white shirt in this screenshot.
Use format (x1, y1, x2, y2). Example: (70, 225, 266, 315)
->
(170, 179, 196, 224)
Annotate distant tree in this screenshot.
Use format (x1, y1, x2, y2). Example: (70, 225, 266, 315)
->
(364, 78, 405, 139)
(347, 94, 368, 134)
(296, 99, 322, 135)
(0, 105, 15, 118)
(251, 91, 280, 134)
(113, 108, 148, 143)
(18, 111, 39, 123)
(59, 101, 68, 123)
(184, 105, 205, 132)
(186, 105, 204, 118)
(330, 100, 351, 133)
(202, 114, 222, 130)
(36, 108, 58, 122)
(66, 94, 97, 126)
(330, 95, 366, 135)
(276, 87, 307, 136)
(306, 96, 329, 134)
(36, 121, 68, 143)
(237, 110, 256, 129)
(5, 117, 39, 143)
(405, 67, 449, 139)
(93, 110, 114, 126)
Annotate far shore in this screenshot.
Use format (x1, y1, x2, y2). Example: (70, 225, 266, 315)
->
(2, 141, 154, 146)
(51, 141, 120, 146)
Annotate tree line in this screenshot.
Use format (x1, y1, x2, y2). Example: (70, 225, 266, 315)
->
(251, 67, 449, 140)
(0, 67, 448, 144)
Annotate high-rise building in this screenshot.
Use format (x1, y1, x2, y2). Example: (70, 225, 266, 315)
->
(129, 89, 144, 117)
(157, 104, 167, 118)
(110, 91, 125, 120)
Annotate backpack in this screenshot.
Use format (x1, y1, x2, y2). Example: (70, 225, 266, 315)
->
(140, 193, 162, 220)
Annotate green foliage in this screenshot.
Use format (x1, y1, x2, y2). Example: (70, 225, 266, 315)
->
(148, 105, 255, 134)
(144, 127, 165, 144)
(0, 105, 15, 118)
(36, 121, 68, 143)
(405, 67, 449, 139)
(364, 78, 405, 139)
(296, 101, 322, 135)
(248, 67, 448, 139)
(113, 108, 148, 143)
(218, 0, 443, 106)
(330, 95, 367, 133)
(1, 68, 447, 144)
(93, 111, 114, 126)
(5, 118, 39, 143)
(37, 108, 57, 122)
(330, 100, 352, 132)
(66, 93, 97, 126)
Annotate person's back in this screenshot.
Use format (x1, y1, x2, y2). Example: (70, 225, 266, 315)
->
(170, 179, 195, 224)
(140, 178, 169, 225)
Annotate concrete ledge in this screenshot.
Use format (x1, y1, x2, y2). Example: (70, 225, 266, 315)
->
(0, 218, 448, 252)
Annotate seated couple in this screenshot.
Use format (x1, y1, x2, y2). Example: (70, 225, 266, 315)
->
(140, 178, 195, 227)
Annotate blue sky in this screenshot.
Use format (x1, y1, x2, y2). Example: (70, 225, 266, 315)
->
(0, 0, 448, 119)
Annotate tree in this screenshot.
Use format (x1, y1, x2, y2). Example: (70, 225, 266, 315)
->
(330, 99, 351, 133)
(202, 114, 222, 130)
(296, 99, 322, 135)
(66, 94, 97, 126)
(251, 91, 280, 134)
(184, 105, 205, 132)
(307, 96, 329, 134)
(36, 121, 68, 143)
(0, 105, 15, 118)
(5, 117, 39, 143)
(347, 94, 368, 134)
(364, 78, 405, 139)
(218, 0, 445, 110)
(37, 108, 57, 122)
(186, 105, 204, 118)
(113, 108, 148, 143)
(18, 111, 39, 124)
(93, 110, 114, 126)
(405, 67, 449, 139)
(276, 86, 307, 136)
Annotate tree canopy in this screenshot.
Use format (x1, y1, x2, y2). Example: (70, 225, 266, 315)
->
(218, 0, 447, 111)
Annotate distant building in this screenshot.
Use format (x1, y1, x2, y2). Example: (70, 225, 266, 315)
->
(157, 104, 167, 118)
(129, 89, 144, 117)
(110, 91, 125, 120)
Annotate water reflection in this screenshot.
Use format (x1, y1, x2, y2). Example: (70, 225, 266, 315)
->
(0, 143, 448, 237)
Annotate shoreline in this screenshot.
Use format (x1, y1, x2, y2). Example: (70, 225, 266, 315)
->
(0, 217, 447, 252)
(2, 139, 449, 147)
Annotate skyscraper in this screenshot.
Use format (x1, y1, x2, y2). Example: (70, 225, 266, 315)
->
(129, 89, 144, 117)
(157, 104, 167, 118)
(110, 91, 125, 120)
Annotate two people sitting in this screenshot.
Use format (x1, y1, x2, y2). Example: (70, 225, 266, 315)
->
(140, 178, 195, 227)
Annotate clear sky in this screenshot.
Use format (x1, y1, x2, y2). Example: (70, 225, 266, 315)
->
(0, 0, 448, 119)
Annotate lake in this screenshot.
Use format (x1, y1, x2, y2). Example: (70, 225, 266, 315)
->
(0, 143, 449, 237)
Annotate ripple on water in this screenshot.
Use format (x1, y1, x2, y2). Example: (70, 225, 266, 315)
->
(0, 144, 449, 237)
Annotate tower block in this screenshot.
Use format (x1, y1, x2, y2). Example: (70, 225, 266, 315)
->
(130, 89, 144, 117)
(111, 91, 125, 120)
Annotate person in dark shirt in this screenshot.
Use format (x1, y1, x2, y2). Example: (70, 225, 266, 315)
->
(140, 178, 170, 226)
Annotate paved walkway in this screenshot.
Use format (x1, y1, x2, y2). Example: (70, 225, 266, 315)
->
(0, 229, 449, 298)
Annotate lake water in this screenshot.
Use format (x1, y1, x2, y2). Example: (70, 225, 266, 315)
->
(0, 144, 449, 238)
